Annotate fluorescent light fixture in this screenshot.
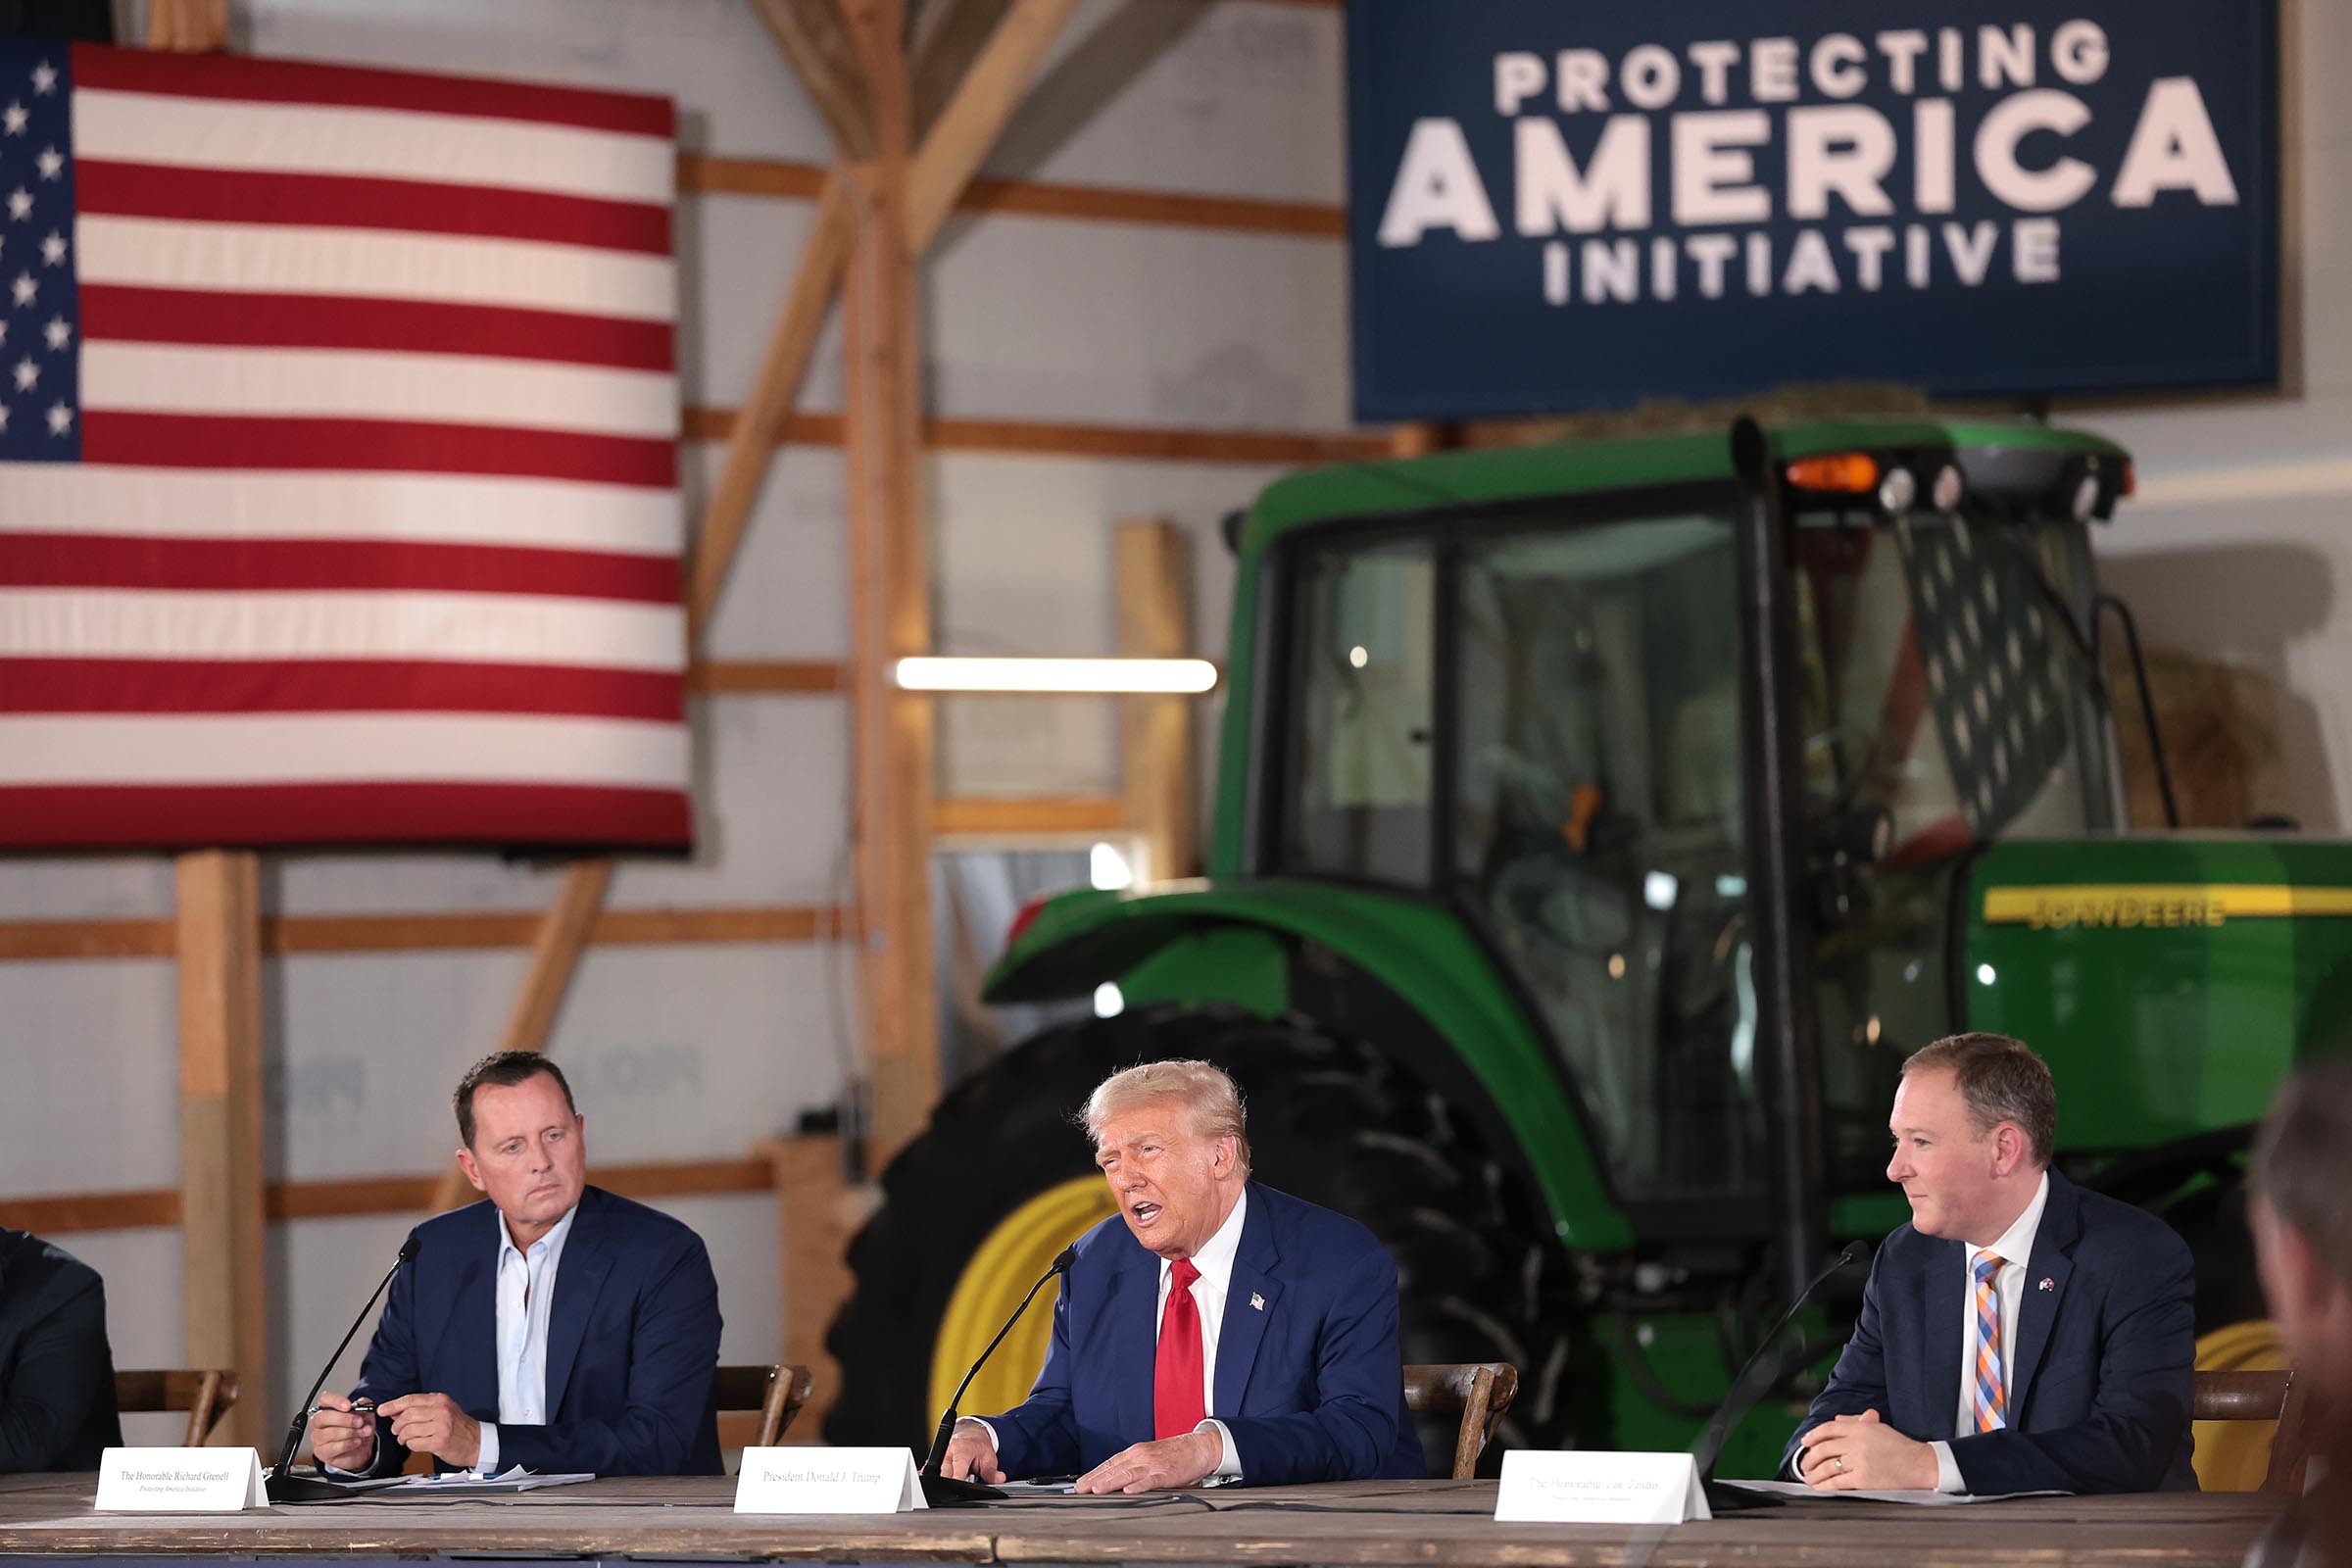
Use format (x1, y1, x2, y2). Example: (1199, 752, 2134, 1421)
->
(893, 657, 1218, 694)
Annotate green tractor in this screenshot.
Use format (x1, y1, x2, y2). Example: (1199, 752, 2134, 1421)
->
(825, 417, 2352, 1479)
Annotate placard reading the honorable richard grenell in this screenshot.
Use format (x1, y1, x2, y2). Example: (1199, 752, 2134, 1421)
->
(1346, 2, 2278, 419)
(94, 1448, 268, 1512)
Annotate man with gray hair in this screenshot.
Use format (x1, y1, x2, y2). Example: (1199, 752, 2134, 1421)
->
(2245, 1052, 2352, 1566)
(1783, 1032, 2197, 1494)
(940, 1058, 1424, 1490)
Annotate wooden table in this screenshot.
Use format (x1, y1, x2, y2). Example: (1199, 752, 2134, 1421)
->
(0, 1473, 2282, 1567)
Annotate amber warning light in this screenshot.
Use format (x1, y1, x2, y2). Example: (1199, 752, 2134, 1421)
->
(1785, 453, 1881, 494)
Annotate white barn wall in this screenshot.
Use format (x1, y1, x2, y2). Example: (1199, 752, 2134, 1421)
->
(0, 959, 179, 1196)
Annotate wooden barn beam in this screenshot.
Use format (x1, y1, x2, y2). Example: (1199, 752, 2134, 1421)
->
(1116, 520, 1197, 883)
(145, 0, 228, 49)
(746, 0, 879, 160)
(841, 0, 940, 1169)
(909, 0, 1012, 140)
(905, 0, 1086, 250)
(176, 851, 268, 1447)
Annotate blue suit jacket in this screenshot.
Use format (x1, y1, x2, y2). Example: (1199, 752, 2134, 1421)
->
(986, 1182, 1425, 1485)
(351, 1186, 722, 1476)
(1781, 1168, 2197, 1494)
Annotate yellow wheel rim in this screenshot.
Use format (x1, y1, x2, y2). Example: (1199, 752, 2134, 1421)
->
(930, 1174, 1117, 1421)
(2191, 1319, 2287, 1493)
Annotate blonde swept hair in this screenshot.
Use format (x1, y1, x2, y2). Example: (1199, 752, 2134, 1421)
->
(1080, 1059, 1252, 1178)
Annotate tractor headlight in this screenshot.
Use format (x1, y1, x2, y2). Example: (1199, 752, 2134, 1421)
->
(2072, 472, 2101, 521)
(1877, 466, 1917, 515)
(1932, 465, 1965, 513)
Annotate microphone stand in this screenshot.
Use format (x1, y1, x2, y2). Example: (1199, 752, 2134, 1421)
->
(1691, 1240, 1869, 1512)
(919, 1246, 1076, 1507)
(268, 1237, 419, 1503)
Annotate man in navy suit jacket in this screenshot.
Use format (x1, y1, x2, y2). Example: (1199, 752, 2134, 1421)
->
(941, 1060, 1422, 1490)
(306, 1054, 721, 1477)
(1784, 1033, 2196, 1495)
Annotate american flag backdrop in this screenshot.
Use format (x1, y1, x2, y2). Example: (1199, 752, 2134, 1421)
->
(0, 39, 692, 851)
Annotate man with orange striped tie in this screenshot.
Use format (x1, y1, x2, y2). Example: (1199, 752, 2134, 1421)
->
(1782, 1034, 2199, 1494)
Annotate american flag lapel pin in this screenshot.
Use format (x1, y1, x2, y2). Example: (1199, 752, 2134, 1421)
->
(2037, 1277, 2056, 1292)
(1250, 1292, 1265, 1311)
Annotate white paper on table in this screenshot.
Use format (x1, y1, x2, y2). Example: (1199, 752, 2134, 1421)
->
(388, 1466, 595, 1494)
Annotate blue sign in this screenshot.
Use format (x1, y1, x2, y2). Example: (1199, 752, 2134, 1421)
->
(1347, 2, 2278, 420)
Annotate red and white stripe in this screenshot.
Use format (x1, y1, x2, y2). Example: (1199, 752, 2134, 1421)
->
(1, 44, 688, 851)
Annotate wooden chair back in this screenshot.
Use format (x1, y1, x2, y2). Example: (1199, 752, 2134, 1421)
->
(1403, 1361, 1518, 1480)
(713, 1363, 815, 1450)
(2193, 1368, 2313, 1496)
(114, 1368, 240, 1446)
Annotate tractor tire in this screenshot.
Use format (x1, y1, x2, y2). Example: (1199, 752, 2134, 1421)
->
(821, 1004, 1592, 1471)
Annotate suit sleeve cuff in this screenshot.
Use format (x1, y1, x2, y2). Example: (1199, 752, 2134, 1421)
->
(474, 1422, 500, 1476)
(1198, 1419, 1242, 1484)
(1931, 1440, 1962, 1494)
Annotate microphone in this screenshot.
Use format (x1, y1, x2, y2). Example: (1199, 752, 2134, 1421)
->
(1690, 1239, 1868, 1512)
(267, 1235, 420, 1503)
(919, 1244, 1077, 1507)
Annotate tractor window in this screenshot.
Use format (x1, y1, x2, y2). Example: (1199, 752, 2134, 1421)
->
(1791, 511, 2117, 861)
(1790, 509, 2121, 1192)
(1453, 512, 1764, 1203)
(1279, 535, 1436, 885)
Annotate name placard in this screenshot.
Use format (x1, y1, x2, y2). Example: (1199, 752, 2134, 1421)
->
(734, 1446, 928, 1513)
(95, 1447, 268, 1512)
(1495, 1450, 1711, 1525)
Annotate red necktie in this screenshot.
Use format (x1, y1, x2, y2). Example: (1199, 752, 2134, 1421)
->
(1153, 1257, 1205, 1440)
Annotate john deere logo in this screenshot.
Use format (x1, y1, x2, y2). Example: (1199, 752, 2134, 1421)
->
(1984, 885, 2352, 929)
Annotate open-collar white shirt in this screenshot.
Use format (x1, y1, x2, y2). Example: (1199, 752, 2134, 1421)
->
(475, 1200, 578, 1475)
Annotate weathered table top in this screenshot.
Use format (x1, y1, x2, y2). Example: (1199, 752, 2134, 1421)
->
(0, 1473, 2284, 1567)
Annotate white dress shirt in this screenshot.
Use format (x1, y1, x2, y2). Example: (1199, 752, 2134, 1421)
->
(474, 1201, 577, 1475)
(976, 1187, 1250, 1482)
(1932, 1170, 2050, 1494)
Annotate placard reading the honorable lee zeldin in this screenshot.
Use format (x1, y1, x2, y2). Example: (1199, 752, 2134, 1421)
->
(1347, 1, 2279, 419)
(1494, 1449, 1712, 1525)
(94, 1447, 268, 1512)
(733, 1447, 929, 1513)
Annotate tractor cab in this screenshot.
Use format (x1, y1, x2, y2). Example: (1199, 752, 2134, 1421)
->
(1248, 421, 2130, 1246)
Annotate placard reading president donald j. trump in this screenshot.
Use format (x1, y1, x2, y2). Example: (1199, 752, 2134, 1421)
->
(1346, 1, 2278, 420)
